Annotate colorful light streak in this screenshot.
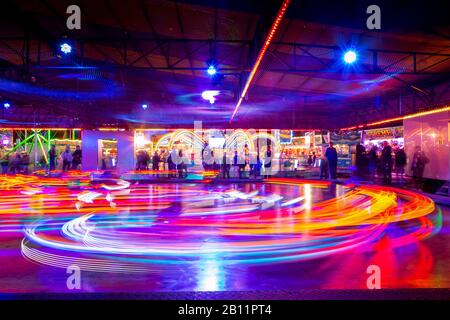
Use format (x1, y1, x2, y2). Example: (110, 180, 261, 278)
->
(230, 0, 291, 122)
(0, 174, 438, 274)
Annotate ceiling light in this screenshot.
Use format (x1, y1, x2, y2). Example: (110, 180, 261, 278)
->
(60, 43, 72, 55)
(343, 50, 357, 64)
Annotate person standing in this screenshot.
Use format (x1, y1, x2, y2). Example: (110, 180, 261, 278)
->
(62, 145, 72, 172)
(254, 155, 262, 178)
(325, 142, 338, 180)
(319, 154, 329, 179)
(307, 154, 313, 166)
(222, 151, 230, 179)
(355, 143, 366, 177)
(411, 146, 428, 190)
(167, 149, 174, 177)
(367, 145, 378, 178)
(49, 145, 57, 172)
(9, 152, 20, 174)
(394, 147, 407, 184)
(244, 144, 250, 172)
(143, 150, 150, 170)
(20, 151, 30, 174)
(178, 149, 186, 178)
(381, 141, 393, 185)
(231, 150, 242, 179)
(237, 150, 246, 178)
(72, 145, 82, 170)
(263, 145, 272, 178)
(152, 151, 160, 171)
(0, 148, 9, 174)
(202, 142, 212, 171)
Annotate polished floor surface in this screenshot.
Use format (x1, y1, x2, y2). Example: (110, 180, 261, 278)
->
(0, 173, 448, 293)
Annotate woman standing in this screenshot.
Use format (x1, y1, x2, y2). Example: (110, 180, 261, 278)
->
(62, 145, 72, 172)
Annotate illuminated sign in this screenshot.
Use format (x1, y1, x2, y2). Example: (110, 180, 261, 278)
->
(364, 126, 403, 140)
(279, 130, 293, 144)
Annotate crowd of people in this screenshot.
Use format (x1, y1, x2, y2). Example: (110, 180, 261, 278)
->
(1, 140, 431, 190)
(48, 145, 82, 172)
(0, 149, 30, 174)
(355, 141, 428, 188)
(0, 144, 83, 174)
(135, 144, 273, 179)
(136, 148, 189, 178)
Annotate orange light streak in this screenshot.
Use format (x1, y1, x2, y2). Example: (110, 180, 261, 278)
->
(230, 0, 291, 123)
(341, 105, 450, 131)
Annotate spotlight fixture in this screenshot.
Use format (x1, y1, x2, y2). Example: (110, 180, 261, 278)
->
(60, 43, 72, 55)
(207, 65, 217, 76)
(201, 90, 220, 104)
(3, 102, 11, 109)
(141, 103, 149, 110)
(343, 50, 357, 64)
(206, 60, 217, 77)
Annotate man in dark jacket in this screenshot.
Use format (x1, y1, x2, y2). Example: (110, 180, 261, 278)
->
(381, 141, 393, 185)
(325, 142, 338, 179)
(167, 150, 173, 177)
(222, 151, 230, 179)
(152, 151, 160, 171)
(355, 143, 366, 177)
(394, 147, 407, 183)
(72, 145, 82, 170)
(48, 145, 57, 172)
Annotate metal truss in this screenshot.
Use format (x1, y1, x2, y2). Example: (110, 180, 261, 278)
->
(1, 37, 449, 76)
(336, 81, 450, 129)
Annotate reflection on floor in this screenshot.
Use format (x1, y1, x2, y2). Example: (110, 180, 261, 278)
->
(0, 173, 448, 293)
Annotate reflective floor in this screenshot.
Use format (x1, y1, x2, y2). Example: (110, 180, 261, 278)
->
(0, 174, 449, 293)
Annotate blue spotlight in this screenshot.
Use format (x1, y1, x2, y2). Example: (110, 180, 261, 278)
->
(3, 102, 11, 109)
(60, 43, 72, 55)
(207, 65, 217, 76)
(141, 103, 149, 110)
(343, 50, 357, 64)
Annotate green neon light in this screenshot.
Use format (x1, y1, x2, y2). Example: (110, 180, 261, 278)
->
(47, 130, 51, 150)
(1, 134, 35, 160)
(36, 134, 48, 163)
(1, 129, 77, 161)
